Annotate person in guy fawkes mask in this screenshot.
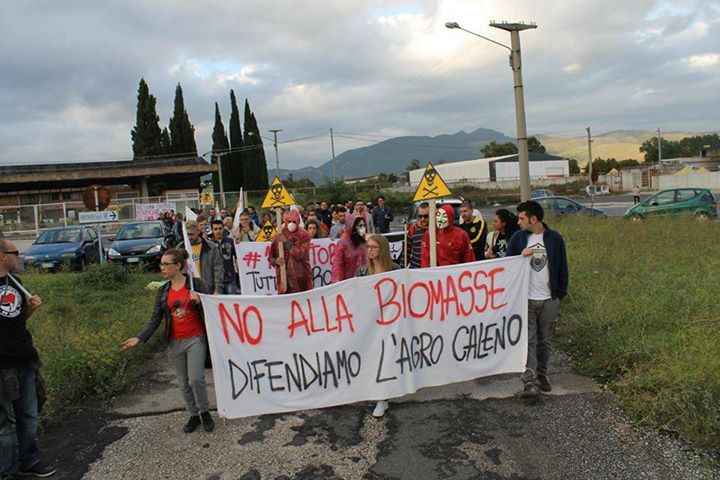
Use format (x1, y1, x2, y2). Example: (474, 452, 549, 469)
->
(269, 209, 313, 294)
(331, 214, 368, 283)
(421, 204, 475, 267)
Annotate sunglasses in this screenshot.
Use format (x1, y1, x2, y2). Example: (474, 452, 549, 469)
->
(2, 250, 19, 256)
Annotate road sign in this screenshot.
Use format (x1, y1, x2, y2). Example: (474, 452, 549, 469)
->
(79, 210, 119, 224)
(413, 163, 452, 201)
(261, 177, 296, 208)
(82, 185, 111, 211)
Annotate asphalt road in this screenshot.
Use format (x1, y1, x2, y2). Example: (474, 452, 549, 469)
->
(39, 351, 718, 480)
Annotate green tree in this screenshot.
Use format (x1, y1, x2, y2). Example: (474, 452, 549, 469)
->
(160, 127, 171, 156)
(482, 141, 517, 158)
(406, 159, 421, 171)
(618, 159, 640, 168)
(168, 83, 198, 157)
(527, 136, 546, 153)
(242, 99, 269, 189)
(568, 158, 580, 175)
(130, 78, 163, 160)
(211, 102, 230, 191)
(639, 137, 681, 164)
(227, 90, 244, 190)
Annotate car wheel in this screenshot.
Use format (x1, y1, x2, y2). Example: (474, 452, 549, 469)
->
(630, 214, 643, 222)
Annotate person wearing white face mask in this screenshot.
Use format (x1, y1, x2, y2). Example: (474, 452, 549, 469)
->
(269, 209, 313, 294)
(331, 215, 367, 283)
(421, 205, 475, 267)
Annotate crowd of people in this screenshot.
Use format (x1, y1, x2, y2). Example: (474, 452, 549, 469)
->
(1, 197, 567, 478)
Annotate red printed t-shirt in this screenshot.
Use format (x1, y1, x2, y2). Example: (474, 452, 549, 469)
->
(167, 286, 205, 340)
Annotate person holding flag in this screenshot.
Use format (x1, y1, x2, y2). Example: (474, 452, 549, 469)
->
(122, 249, 215, 434)
(269, 209, 312, 294)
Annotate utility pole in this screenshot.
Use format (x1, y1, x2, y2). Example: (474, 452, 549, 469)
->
(330, 128, 337, 181)
(490, 21, 537, 201)
(587, 127, 595, 210)
(269, 129, 282, 178)
(657, 128, 662, 165)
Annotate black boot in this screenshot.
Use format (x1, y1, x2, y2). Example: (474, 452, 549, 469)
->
(183, 415, 201, 433)
(201, 411, 215, 432)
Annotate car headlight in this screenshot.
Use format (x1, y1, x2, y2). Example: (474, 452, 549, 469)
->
(146, 245, 162, 255)
(24, 255, 35, 262)
(108, 248, 121, 257)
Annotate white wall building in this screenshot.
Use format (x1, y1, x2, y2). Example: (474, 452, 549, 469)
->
(409, 153, 570, 187)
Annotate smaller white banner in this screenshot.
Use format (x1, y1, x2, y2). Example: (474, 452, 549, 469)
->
(135, 202, 177, 221)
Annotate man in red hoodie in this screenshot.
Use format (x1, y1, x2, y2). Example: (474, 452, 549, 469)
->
(421, 204, 475, 267)
(269, 209, 313, 294)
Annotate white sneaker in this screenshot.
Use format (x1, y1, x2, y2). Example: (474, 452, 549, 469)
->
(373, 400, 389, 417)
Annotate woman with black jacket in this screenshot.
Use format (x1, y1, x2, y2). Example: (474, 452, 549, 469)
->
(122, 249, 215, 434)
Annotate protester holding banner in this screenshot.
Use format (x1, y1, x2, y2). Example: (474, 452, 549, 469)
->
(231, 212, 260, 243)
(122, 249, 216, 434)
(508, 200, 568, 398)
(485, 209, 519, 259)
(0, 239, 57, 479)
(331, 215, 367, 283)
(407, 202, 429, 268)
(421, 205, 475, 267)
(178, 221, 224, 295)
(269, 209, 313, 294)
(209, 220, 239, 294)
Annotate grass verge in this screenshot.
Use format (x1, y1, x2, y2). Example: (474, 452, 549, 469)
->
(554, 214, 720, 452)
(20, 263, 162, 421)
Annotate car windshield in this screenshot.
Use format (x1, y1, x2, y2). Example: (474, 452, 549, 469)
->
(36, 229, 81, 244)
(116, 223, 164, 240)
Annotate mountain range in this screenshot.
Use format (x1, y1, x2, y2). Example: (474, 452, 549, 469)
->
(274, 128, 701, 183)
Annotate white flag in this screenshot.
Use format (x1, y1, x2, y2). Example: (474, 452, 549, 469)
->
(233, 188, 244, 230)
(182, 221, 201, 290)
(185, 206, 198, 222)
(215, 202, 222, 221)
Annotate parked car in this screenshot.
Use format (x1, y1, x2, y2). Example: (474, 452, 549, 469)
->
(534, 196, 606, 217)
(530, 189, 555, 199)
(107, 221, 176, 269)
(24, 226, 101, 270)
(623, 188, 717, 221)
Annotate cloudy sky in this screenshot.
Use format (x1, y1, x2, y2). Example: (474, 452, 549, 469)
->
(2, 0, 718, 170)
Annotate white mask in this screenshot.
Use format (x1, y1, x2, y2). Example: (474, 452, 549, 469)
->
(357, 226, 366, 236)
(287, 222, 298, 232)
(436, 210, 449, 229)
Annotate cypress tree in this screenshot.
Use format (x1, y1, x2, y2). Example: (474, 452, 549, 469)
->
(130, 78, 163, 160)
(168, 83, 198, 157)
(160, 127, 171, 156)
(211, 102, 231, 191)
(243, 99, 269, 189)
(227, 90, 244, 190)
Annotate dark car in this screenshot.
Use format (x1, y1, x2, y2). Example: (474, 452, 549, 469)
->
(24, 226, 101, 270)
(623, 188, 717, 221)
(107, 221, 176, 268)
(530, 189, 555, 199)
(534, 196, 606, 217)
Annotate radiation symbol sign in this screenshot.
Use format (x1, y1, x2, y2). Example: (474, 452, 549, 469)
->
(413, 163, 452, 201)
(261, 177, 296, 208)
(256, 220, 277, 242)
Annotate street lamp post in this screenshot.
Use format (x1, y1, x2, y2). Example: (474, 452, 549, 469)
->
(268, 129, 282, 178)
(213, 152, 227, 208)
(446, 21, 537, 201)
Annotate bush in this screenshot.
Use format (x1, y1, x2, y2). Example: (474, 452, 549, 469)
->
(554, 215, 720, 451)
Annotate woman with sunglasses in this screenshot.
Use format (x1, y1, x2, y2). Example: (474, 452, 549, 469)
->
(121, 249, 215, 434)
(331, 215, 367, 283)
(355, 234, 400, 417)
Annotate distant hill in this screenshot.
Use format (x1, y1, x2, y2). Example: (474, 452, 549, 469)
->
(274, 128, 514, 184)
(538, 130, 698, 164)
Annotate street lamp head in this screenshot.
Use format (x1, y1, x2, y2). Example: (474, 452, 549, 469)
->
(445, 22, 460, 29)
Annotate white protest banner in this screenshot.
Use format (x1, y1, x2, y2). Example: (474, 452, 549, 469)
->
(135, 202, 177, 221)
(235, 237, 337, 295)
(200, 256, 529, 418)
(185, 206, 198, 222)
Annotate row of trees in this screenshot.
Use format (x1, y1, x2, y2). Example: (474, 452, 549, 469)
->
(130, 79, 269, 191)
(639, 134, 720, 164)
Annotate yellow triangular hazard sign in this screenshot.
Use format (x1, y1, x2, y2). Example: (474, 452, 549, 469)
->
(256, 220, 277, 242)
(413, 163, 452, 201)
(261, 177, 296, 208)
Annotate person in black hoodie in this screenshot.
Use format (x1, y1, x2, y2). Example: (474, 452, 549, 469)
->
(507, 201, 569, 398)
(0, 239, 56, 478)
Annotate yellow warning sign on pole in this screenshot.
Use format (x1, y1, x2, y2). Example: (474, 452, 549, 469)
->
(261, 177, 296, 208)
(413, 163, 452, 201)
(256, 220, 277, 242)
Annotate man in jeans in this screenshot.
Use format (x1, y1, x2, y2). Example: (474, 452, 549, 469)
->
(208, 220, 239, 294)
(0, 239, 56, 478)
(507, 201, 569, 398)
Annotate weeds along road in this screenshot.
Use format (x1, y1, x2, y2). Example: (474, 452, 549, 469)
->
(40, 351, 718, 480)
